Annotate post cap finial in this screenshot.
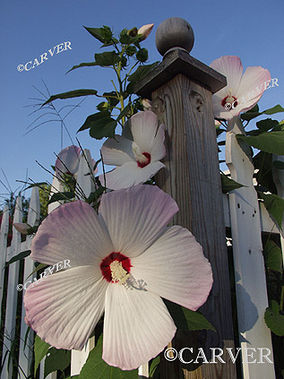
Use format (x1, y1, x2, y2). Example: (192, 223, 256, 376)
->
(155, 17, 194, 57)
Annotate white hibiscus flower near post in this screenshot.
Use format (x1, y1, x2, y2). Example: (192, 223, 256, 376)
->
(100, 111, 166, 190)
(24, 184, 213, 371)
(210, 55, 270, 120)
(55, 145, 97, 179)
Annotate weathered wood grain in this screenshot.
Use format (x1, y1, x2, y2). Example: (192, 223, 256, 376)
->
(133, 49, 226, 99)
(151, 73, 237, 379)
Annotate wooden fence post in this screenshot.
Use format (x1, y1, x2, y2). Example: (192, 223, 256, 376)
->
(134, 17, 237, 379)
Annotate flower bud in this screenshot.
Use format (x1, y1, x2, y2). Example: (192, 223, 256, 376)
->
(142, 99, 152, 111)
(127, 27, 138, 37)
(13, 223, 32, 235)
(137, 24, 154, 40)
(136, 48, 148, 62)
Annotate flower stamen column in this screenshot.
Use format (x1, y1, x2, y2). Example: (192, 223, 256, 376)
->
(134, 17, 237, 379)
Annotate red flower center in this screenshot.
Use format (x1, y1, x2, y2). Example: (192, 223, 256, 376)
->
(221, 95, 238, 111)
(100, 252, 132, 282)
(137, 152, 151, 168)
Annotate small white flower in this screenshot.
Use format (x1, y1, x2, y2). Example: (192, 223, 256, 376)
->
(55, 145, 97, 179)
(100, 111, 166, 190)
(210, 56, 270, 120)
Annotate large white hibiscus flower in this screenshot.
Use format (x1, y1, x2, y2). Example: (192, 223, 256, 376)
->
(24, 185, 212, 370)
(210, 55, 270, 120)
(99, 111, 166, 190)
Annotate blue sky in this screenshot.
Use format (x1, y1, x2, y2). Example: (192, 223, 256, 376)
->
(0, 0, 283, 200)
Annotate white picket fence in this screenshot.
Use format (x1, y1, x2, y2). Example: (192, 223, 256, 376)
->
(0, 138, 283, 378)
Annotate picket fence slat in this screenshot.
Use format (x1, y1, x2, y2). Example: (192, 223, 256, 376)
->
(19, 187, 41, 379)
(226, 118, 275, 379)
(0, 205, 9, 309)
(2, 196, 23, 378)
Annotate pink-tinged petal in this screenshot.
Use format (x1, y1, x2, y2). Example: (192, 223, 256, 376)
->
(130, 111, 160, 152)
(99, 160, 165, 190)
(99, 185, 178, 257)
(24, 266, 108, 350)
(210, 56, 243, 93)
(132, 226, 213, 310)
(101, 136, 135, 166)
(55, 145, 81, 176)
(236, 66, 271, 110)
(150, 124, 166, 161)
(137, 23, 154, 40)
(102, 284, 176, 370)
(31, 200, 113, 266)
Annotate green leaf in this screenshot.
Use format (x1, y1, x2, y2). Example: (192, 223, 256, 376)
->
(126, 62, 159, 93)
(89, 118, 117, 139)
(253, 152, 276, 193)
(78, 335, 138, 378)
(78, 111, 111, 132)
(103, 91, 120, 107)
(149, 356, 160, 378)
(119, 28, 139, 45)
(182, 308, 216, 332)
(264, 300, 284, 336)
(26, 263, 48, 280)
(87, 186, 105, 205)
(117, 103, 132, 122)
(84, 25, 113, 44)
(5, 250, 31, 266)
(96, 102, 109, 112)
(34, 335, 50, 376)
(136, 48, 148, 62)
(240, 104, 259, 121)
(264, 240, 283, 273)
(221, 173, 244, 193)
(42, 89, 98, 106)
(259, 192, 284, 230)
(256, 118, 279, 132)
(165, 300, 216, 332)
(25, 182, 49, 190)
(237, 131, 284, 155)
(67, 62, 98, 73)
(126, 45, 137, 56)
(44, 348, 71, 378)
(48, 191, 74, 205)
(241, 104, 284, 121)
(94, 51, 120, 66)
